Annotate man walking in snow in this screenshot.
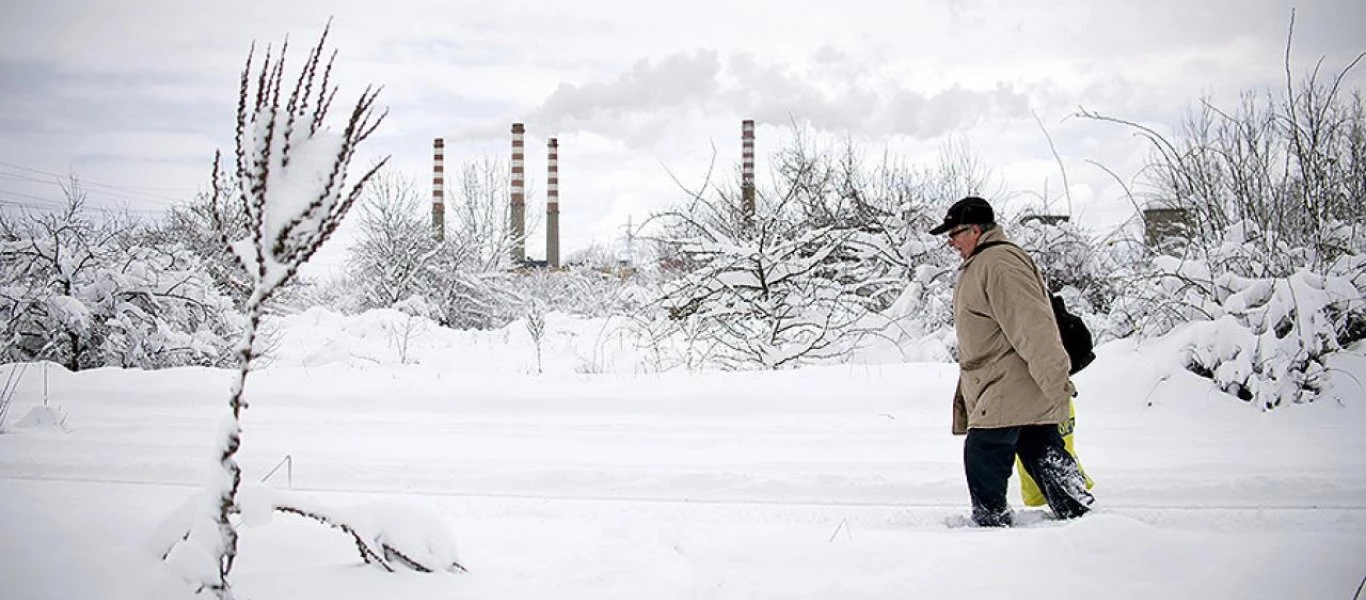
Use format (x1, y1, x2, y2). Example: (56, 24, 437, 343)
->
(932, 196, 1094, 527)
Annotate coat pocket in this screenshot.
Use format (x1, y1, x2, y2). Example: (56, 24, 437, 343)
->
(962, 366, 1005, 409)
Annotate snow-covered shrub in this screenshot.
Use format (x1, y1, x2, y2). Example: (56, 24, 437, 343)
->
(0, 191, 242, 370)
(650, 131, 896, 369)
(1110, 221, 1364, 408)
(508, 267, 645, 320)
(1081, 43, 1366, 407)
(89, 246, 243, 369)
(346, 167, 527, 330)
(625, 307, 720, 373)
(1183, 269, 1354, 407)
(663, 222, 885, 369)
(414, 265, 519, 330)
(347, 171, 441, 309)
(1010, 219, 1115, 313)
(879, 235, 958, 352)
(771, 128, 959, 314)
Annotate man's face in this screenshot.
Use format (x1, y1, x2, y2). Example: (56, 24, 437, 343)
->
(946, 225, 981, 260)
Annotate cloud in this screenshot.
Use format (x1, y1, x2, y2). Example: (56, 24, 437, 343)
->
(881, 86, 1021, 138)
(533, 50, 723, 122)
(521, 49, 1035, 145)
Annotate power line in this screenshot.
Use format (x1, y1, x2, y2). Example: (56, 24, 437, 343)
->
(0, 159, 193, 205)
(0, 188, 168, 215)
(0, 183, 169, 212)
(0, 188, 65, 206)
(0, 171, 58, 186)
(0, 200, 65, 212)
(0, 167, 191, 210)
(0, 199, 65, 211)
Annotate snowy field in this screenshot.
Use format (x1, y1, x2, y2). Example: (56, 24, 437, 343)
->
(2, 310, 1366, 599)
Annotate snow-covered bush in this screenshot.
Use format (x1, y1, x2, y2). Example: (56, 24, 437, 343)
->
(1010, 218, 1115, 313)
(1183, 269, 1355, 407)
(428, 269, 521, 330)
(383, 295, 436, 365)
(626, 307, 721, 373)
(345, 167, 528, 330)
(1081, 39, 1366, 407)
(1109, 221, 1364, 408)
(508, 267, 646, 320)
(0, 189, 241, 370)
(661, 222, 881, 369)
(879, 235, 958, 352)
(650, 158, 890, 368)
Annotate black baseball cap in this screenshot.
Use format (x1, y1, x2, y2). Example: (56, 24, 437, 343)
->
(929, 196, 995, 235)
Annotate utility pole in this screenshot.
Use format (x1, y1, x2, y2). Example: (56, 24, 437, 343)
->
(621, 215, 635, 266)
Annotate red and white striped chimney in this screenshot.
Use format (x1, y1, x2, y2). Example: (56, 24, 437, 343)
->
(510, 123, 526, 264)
(741, 119, 755, 225)
(432, 138, 445, 242)
(546, 138, 560, 269)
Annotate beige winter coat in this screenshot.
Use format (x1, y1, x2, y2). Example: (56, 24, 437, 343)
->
(951, 226, 1074, 434)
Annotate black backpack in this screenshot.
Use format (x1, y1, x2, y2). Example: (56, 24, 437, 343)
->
(972, 241, 1096, 374)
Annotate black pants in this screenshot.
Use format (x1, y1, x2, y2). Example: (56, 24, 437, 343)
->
(964, 424, 1094, 526)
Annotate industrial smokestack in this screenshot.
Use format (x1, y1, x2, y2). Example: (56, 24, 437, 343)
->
(510, 123, 526, 264)
(432, 138, 445, 242)
(741, 119, 755, 226)
(546, 138, 560, 269)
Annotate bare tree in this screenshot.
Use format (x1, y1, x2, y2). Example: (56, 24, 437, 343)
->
(350, 169, 443, 308)
(447, 155, 528, 272)
(0, 181, 122, 369)
(646, 143, 885, 368)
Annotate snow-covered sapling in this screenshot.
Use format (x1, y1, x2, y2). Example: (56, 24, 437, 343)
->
(526, 300, 547, 374)
(159, 23, 387, 599)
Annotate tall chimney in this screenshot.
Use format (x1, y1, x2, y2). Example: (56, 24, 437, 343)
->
(741, 119, 755, 226)
(546, 137, 560, 269)
(432, 138, 445, 242)
(510, 123, 526, 264)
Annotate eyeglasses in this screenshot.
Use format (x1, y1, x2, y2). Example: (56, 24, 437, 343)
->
(947, 226, 975, 240)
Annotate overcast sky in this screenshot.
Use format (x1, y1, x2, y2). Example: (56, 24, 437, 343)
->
(1, 0, 1363, 275)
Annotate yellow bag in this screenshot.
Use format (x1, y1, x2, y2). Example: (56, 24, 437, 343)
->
(1016, 399, 1094, 507)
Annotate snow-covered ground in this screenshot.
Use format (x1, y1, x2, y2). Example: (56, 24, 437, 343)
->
(2, 310, 1365, 599)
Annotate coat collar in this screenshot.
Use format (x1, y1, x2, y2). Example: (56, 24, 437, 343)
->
(960, 225, 1010, 269)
